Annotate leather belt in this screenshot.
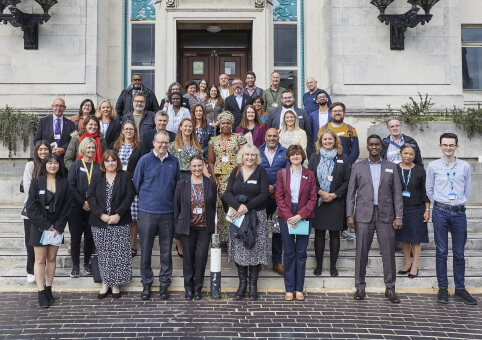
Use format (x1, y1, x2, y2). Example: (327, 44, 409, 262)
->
(434, 201, 466, 212)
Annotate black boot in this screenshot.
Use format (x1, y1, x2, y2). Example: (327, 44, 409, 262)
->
(38, 290, 50, 308)
(44, 285, 55, 303)
(235, 264, 248, 300)
(248, 265, 259, 301)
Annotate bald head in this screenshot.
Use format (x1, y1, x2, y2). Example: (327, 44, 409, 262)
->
(306, 77, 318, 93)
(51, 98, 66, 118)
(265, 128, 280, 150)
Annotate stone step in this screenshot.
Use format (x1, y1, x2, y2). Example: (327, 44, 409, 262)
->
(3, 231, 482, 252)
(1, 267, 482, 292)
(2, 250, 482, 271)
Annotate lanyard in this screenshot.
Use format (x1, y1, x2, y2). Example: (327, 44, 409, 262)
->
(400, 167, 412, 191)
(269, 88, 279, 102)
(81, 159, 93, 185)
(184, 143, 195, 158)
(191, 177, 204, 205)
(444, 163, 457, 193)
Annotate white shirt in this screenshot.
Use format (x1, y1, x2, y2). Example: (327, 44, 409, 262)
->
(318, 110, 329, 128)
(220, 88, 229, 100)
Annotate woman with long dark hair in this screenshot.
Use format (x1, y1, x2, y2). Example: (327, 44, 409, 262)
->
(26, 154, 71, 308)
(70, 99, 95, 131)
(191, 104, 215, 156)
(205, 85, 224, 133)
(235, 104, 266, 147)
(22, 140, 52, 283)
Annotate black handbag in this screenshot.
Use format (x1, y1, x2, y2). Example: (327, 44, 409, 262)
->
(90, 255, 102, 283)
(20, 180, 24, 193)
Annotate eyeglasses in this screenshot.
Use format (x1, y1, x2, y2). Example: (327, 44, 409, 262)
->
(52, 105, 65, 108)
(331, 110, 344, 113)
(134, 100, 145, 103)
(133, 78, 142, 82)
(441, 144, 457, 149)
(403, 143, 417, 148)
(154, 141, 169, 145)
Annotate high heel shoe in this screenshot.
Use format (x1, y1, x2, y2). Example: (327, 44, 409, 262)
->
(97, 287, 111, 300)
(176, 240, 183, 258)
(398, 265, 412, 275)
(313, 266, 322, 276)
(408, 269, 419, 279)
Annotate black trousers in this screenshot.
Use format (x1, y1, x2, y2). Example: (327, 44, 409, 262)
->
(68, 205, 94, 267)
(23, 220, 35, 275)
(180, 227, 212, 293)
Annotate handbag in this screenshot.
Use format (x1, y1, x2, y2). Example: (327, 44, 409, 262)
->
(288, 220, 310, 235)
(91, 255, 102, 283)
(20, 180, 24, 193)
(21, 204, 28, 217)
(270, 208, 280, 233)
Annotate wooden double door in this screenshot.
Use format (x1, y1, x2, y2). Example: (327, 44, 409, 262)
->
(180, 49, 250, 88)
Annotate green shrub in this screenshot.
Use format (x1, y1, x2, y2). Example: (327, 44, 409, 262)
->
(0, 105, 39, 159)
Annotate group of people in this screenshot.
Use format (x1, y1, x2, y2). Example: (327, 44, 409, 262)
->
(22, 72, 476, 308)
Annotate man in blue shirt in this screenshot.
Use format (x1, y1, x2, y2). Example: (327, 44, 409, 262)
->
(134, 130, 180, 301)
(426, 133, 476, 305)
(259, 128, 290, 275)
(302, 77, 331, 115)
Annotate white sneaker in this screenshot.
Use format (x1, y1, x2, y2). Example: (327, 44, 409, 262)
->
(27, 274, 36, 283)
(341, 230, 356, 240)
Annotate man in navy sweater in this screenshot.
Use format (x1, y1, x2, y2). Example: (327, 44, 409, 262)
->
(259, 128, 290, 275)
(134, 130, 180, 300)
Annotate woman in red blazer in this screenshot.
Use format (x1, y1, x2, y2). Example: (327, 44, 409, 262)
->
(275, 145, 317, 301)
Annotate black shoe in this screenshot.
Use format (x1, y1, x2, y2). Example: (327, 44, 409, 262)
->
(131, 248, 137, 258)
(83, 263, 92, 276)
(330, 268, 339, 277)
(97, 287, 111, 300)
(354, 289, 366, 300)
(160, 286, 169, 299)
(385, 289, 401, 303)
(185, 291, 193, 300)
(112, 291, 121, 299)
(398, 265, 412, 275)
(44, 286, 55, 303)
(70, 265, 80, 278)
(408, 270, 419, 279)
(141, 285, 151, 300)
(454, 289, 478, 305)
(235, 264, 248, 300)
(194, 291, 202, 300)
(313, 266, 322, 276)
(38, 290, 50, 308)
(248, 265, 259, 301)
(437, 288, 449, 304)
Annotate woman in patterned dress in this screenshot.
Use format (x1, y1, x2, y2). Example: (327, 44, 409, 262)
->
(87, 150, 135, 299)
(221, 144, 270, 301)
(113, 121, 142, 257)
(208, 112, 247, 242)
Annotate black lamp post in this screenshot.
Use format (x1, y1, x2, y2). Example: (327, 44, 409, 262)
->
(370, 0, 440, 50)
(0, 0, 58, 50)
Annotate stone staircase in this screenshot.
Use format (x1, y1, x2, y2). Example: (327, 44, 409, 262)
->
(1, 205, 481, 293)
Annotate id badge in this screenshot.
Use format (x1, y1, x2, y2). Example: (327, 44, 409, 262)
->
(54, 134, 61, 140)
(327, 175, 333, 181)
(272, 103, 278, 107)
(222, 156, 229, 162)
(193, 208, 203, 214)
(448, 193, 458, 200)
(402, 191, 411, 197)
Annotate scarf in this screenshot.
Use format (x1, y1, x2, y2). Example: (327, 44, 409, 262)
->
(316, 148, 337, 206)
(78, 131, 103, 164)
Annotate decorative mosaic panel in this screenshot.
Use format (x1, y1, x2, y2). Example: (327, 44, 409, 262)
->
(132, 0, 156, 21)
(273, 0, 297, 21)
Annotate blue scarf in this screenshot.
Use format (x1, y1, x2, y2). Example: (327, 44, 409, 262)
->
(317, 148, 337, 206)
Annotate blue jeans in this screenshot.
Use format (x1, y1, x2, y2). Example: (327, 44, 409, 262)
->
(432, 205, 467, 289)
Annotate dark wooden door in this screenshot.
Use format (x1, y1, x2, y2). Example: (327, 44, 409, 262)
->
(180, 49, 249, 87)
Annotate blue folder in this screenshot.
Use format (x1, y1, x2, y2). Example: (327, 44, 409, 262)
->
(288, 220, 309, 235)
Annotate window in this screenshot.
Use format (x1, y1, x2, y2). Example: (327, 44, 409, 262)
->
(274, 24, 297, 67)
(131, 23, 155, 92)
(462, 28, 482, 90)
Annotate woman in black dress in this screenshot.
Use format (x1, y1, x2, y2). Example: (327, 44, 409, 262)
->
(308, 129, 350, 277)
(396, 143, 430, 278)
(174, 156, 217, 300)
(26, 154, 72, 308)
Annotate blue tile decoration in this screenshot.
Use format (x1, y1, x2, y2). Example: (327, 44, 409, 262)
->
(273, 0, 297, 21)
(132, 0, 156, 21)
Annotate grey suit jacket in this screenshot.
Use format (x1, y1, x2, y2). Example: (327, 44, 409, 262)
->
(346, 158, 403, 224)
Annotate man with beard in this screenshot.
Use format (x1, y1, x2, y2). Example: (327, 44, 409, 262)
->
(309, 91, 332, 147)
(303, 77, 332, 115)
(262, 71, 286, 113)
(266, 89, 312, 157)
(116, 74, 159, 121)
(122, 92, 156, 140)
(259, 128, 290, 275)
(243, 71, 263, 98)
(224, 78, 253, 130)
(218, 73, 233, 100)
(347, 135, 403, 304)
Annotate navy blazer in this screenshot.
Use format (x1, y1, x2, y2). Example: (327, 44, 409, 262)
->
(309, 109, 332, 147)
(34, 115, 76, 159)
(87, 171, 135, 228)
(223, 94, 253, 130)
(307, 152, 350, 199)
(26, 176, 72, 233)
(141, 128, 176, 155)
(258, 143, 290, 186)
(67, 160, 101, 207)
(103, 119, 121, 149)
(173, 176, 217, 235)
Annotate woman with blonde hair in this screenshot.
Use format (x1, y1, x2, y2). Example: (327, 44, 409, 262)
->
(279, 110, 307, 157)
(308, 128, 350, 277)
(95, 99, 121, 149)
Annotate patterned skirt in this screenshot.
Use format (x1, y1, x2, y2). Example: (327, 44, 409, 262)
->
(227, 209, 270, 266)
(91, 224, 132, 287)
(216, 173, 231, 242)
(130, 195, 138, 221)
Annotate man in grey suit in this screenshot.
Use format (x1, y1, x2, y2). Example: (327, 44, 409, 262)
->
(346, 134, 403, 303)
(266, 89, 313, 158)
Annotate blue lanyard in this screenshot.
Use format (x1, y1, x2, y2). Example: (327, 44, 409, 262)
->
(400, 167, 412, 191)
(444, 163, 457, 193)
(184, 143, 195, 158)
(191, 177, 204, 204)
